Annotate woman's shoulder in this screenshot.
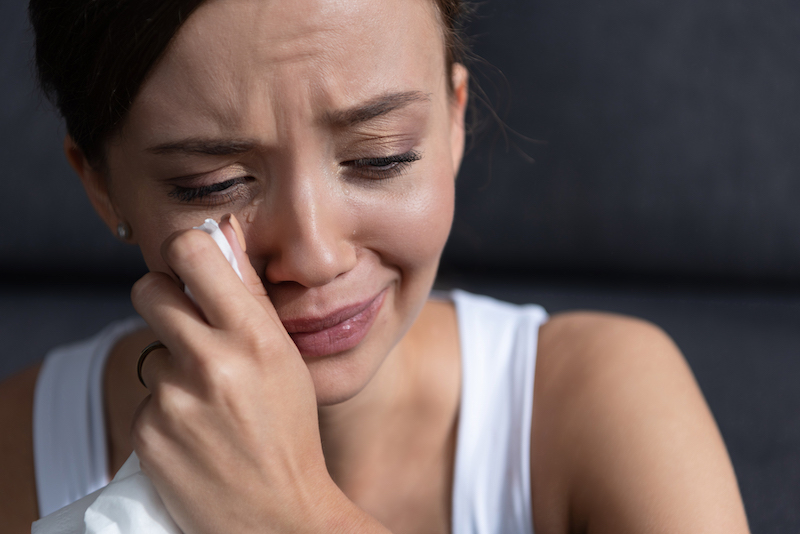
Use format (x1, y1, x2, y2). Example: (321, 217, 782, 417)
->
(533, 309, 694, 462)
(538, 309, 681, 373)
(533, 310, 697, 441)
(0, 364, 41, 532)
(531, 311, 749, 533)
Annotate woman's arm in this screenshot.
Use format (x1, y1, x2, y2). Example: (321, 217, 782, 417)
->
(532, 312, 750, 534)
(0, 364, 40, 533)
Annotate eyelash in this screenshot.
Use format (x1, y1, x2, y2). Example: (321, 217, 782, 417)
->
(169, 150, 422, 203)
(344, 150, 422, 180)
(169, 178, 245, 203)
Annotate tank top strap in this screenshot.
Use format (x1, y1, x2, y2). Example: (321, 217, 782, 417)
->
(33, 316, 145, 518)
(450, 290, 547, 534)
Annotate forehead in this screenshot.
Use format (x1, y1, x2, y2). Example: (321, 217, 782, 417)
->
(126, 0, 446, 140)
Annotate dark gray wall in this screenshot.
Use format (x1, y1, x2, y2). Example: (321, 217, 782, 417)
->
(0, 0, 148, 280)
(449, 0, 800, 280)
(2, 0, 800, 281)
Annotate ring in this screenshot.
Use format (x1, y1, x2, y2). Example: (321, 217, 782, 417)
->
(137, 341, 167, 389)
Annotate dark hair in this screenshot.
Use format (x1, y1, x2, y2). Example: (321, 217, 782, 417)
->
(433, 0, 470, 91)
(29, 0, 470, 166)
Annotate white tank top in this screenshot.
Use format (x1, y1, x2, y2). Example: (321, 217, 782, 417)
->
(33, 316, 145, 518)
(33, 290, 547, 533)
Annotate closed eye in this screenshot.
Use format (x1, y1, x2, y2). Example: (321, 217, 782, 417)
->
(344, 150, 422, 180)
(169, 177, 250, 203)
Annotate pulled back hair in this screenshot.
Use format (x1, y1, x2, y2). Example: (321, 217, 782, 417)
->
(29, 0, 469, 166)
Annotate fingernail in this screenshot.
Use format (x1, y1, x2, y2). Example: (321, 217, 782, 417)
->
(221, 213, 247, 252)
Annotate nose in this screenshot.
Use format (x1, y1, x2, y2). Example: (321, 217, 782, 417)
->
(258, 171, 357, 288)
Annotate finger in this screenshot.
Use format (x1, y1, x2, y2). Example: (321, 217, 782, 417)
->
(161, 227, 264, 330)
(131, 271, 211, 355)
(219, 214, 284, 325)
(221, 212, 247, 253)
(219, 213, 268, 299)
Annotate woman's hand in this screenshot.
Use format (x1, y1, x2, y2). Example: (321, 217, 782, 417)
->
(130, 215, 362, 534)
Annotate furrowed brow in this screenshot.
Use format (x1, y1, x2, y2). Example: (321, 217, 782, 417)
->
(147, 138, 258, 156)
(325, 91, 432, 127)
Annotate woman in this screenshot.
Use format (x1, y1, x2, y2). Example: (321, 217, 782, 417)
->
(0, 0, 750, 532)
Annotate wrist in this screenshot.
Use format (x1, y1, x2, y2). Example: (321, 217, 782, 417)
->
(300, 478, 391, 534)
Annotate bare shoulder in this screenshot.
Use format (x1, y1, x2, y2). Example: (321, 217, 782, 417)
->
(0, 364, 41, 532)
(536, 311, 686, 394)
(531, 311, 750, 534)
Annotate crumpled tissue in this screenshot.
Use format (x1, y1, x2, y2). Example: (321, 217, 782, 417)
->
(32, 219, 243, 534)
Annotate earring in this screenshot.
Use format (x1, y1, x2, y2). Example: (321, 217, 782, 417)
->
(117, 222, 132, 240)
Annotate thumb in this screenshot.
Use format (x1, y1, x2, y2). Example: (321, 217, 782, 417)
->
(219, 213, 269, 300)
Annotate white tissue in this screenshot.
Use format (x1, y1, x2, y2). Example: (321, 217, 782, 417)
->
(32, 218, 244, 534)
(82, 453, 181, 534)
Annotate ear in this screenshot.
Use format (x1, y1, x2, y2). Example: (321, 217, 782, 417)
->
(64, 136, 133, 242)
(449, 63, 469, 175)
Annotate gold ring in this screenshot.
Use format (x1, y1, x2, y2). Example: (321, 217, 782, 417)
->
(137, 341, 167, 389)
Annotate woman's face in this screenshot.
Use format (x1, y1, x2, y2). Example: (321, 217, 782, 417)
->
(96, 0, 467, 404)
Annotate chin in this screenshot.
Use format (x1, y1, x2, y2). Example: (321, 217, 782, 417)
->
(306, 355, 379, 406)
(301, 292, 416, 407)
(304, 262, 441, 406)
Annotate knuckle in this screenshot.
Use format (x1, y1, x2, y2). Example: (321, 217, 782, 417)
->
(134, 384, 195, 437)
(236, 327, 274, 359)
(196, 355, 240, 390)
(162, 229, 214, 267)
(131, 272, 168, 309)
(235, 312, 264, 337)
(252, 334, 278, 358)
(157, 384, 194, 420)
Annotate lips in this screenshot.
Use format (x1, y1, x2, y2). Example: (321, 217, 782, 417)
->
(282, 289, 387, 358)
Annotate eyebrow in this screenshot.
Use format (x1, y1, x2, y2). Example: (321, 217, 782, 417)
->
(324, 90, 432, 127)
(146, 91, 431, 155)
(147, 138, 258, 156)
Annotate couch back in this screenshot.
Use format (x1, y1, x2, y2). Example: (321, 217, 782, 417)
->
(3, 0, 800, 282)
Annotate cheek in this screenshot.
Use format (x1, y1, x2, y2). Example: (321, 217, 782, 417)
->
(112, 180, 200, 275)
(135, 225, 177, 273)
(130, 207, 195, 272)
(357, 163, 455, 274)
(106, 150, 186, 274)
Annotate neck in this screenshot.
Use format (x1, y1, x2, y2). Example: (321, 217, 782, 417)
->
(316, 337, 414, 486)
(315, 299, 461, 505)
(314, 300, 461, 532)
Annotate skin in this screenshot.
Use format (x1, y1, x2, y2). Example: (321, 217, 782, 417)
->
(0, 0, 751, 532)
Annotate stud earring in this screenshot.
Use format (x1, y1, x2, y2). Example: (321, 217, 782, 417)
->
(117, 222, 132, 240)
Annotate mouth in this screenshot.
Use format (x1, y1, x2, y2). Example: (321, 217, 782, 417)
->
(282, 289, 387, 358)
